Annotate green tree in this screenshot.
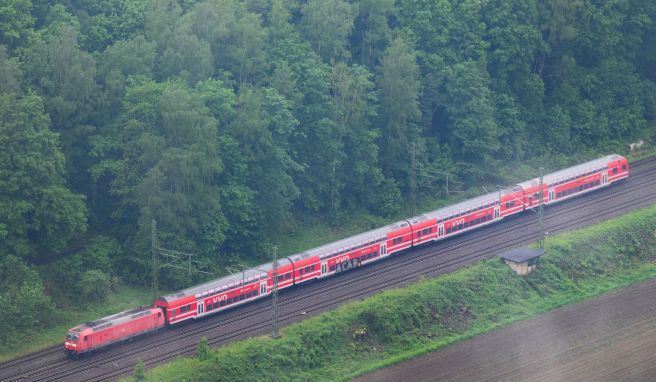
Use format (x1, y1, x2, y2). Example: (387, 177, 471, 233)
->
(0, 93, 87, 259)
(220, 86, 300, 243)
(329, 62, 380, 212)
(0, 255, 57, 346)
(376, 38, 421, 185)
(0, 45, 22, 94)
(442, 61, 500, 174)
(159, 32, 213, 84)
(92, 79, 225, 283)
(197, 336, 209, 360)
(180, 0, 267, 86)
(22, 25, 96, 130)
(300, 0, 354, 62)
(0, 0, 35, 49)
(76, 269, 111, 303)
(351, 0, 397, 66)
(133, 358, 145, 380)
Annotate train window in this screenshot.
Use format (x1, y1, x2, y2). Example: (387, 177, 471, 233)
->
(206, 304, 212, 311)
(253, 289, 258, 296)
(214, 302, 219, 309)
(487, 214, 492, 221)
(464, 222, 469, 228)
(329, 265, 336, 271)
(579, 185, 584, 191)
(285, 273, 291, 280)
(240, 294, 245, 301)
(612, 168, 618, 174)
(220, 300, 225, 307)
(227, 298, 232, 304)
(596, 180, 600, 186)
(446, 227, 452, 234)
(622, 165, 627, 170)
(458, 223, 463, 230)
(584, 183, 589, 190)
(476, 218, 481, 224)
(557, 192, 561, 198)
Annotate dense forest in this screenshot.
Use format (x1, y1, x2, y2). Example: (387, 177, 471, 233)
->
(0, 0, 655, 340)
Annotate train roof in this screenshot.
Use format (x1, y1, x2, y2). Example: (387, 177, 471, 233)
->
(418, 191, 502, 221)
(518, 154, 624, 188)
(294, 221, 408, 260)
(68, 307, 156, 333)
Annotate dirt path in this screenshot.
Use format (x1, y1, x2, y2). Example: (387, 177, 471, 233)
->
(353, 278, 656, 382)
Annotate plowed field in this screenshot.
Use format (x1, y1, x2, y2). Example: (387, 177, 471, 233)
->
(354, 278, 656, 382)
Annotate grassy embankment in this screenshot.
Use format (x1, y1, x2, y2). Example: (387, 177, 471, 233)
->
(135, 203, 656, 382)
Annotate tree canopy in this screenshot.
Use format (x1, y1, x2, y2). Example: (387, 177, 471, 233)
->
(0, 0, 653, 290)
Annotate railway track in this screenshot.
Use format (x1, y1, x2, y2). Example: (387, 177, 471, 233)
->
(2, 156, 655, 381)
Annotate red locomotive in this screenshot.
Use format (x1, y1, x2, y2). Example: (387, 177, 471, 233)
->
(65, 154, 629, 355)
(65, 307, 165, 357)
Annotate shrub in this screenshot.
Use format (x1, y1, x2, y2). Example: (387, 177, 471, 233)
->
(76, 269, 111, 303)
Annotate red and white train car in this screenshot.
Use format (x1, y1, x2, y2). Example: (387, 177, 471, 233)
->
(518, 154, 629, 208)
(292, 220, 413, 280)
(64, 307, 165, 357)
(154, 259, 293, 324)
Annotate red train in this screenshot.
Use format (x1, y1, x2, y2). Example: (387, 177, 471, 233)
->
(65, 154, 629, 356)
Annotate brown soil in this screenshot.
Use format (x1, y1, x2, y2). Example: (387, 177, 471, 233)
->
(353, 278, 656, 382)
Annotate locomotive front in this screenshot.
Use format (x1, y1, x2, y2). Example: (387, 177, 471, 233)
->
(64, 330, 81, 357)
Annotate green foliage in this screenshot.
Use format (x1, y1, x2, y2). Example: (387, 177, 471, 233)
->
(0, 93, 87, 259)
(0, 255, 57, 347)
(376, 37, 421, 186)
(140, 205, 656, 382)
(0, 0, 35, 49)
(197, 336, 209, 360)
(300, 0, 355, 61)
(39, 235, 119, 306)
(1, 0, 655, 292)
(76, 269, 111, 303)
(134, 358, 145, 380)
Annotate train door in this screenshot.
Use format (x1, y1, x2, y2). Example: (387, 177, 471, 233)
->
(321, 262, 327, 276)
(602, 172, 608, 184)
(494, 207, 500, 219)
(438, 224, 444, 238)
(197, 301, 204, 316)
(260, 282, 267, 295)
(548, 189, 554, 202)
(380, 242, 388, 256)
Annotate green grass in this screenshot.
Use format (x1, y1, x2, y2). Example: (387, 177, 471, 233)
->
(0, 285, 154, 362)
(129, 203, 656, 382)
